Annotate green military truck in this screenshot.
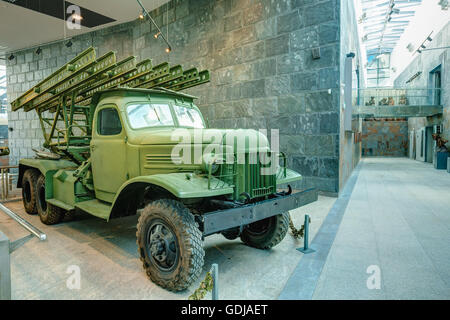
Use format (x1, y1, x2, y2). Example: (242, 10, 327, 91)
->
(11, 48, 317, 291)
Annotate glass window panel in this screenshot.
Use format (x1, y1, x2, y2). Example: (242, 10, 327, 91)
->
(127, 104, 174, 129)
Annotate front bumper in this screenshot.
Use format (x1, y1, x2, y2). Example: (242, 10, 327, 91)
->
(201, 188, 318, 236)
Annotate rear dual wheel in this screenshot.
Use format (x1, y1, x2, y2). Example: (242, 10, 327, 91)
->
(22, 169, 40, 215)
(35, 175, 65, 225)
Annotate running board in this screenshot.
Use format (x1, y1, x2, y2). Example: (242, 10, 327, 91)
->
(75, 199, 111, 220)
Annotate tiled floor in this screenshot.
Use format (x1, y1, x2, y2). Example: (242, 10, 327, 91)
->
(312, 158, 450, 299)
(0, 191, 335, 300)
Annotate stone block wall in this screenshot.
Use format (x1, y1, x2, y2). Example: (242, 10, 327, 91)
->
(6, 0, 343, 193)
(338, 0, 364, 190)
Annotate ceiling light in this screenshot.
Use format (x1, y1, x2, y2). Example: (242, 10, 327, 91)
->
(154, 32, 161, 39)
(71, 14, 83, 21)
(438, 0, 449, 10)
(427, 36, 433, 42)
(8, 54, 14, 61)
(165, 47, 171, 53)
(417, 49, 422, 54)
(66, 40, 73, 48)
(36, 47, 42, 55)
(420, 44, 426, 49)
(406, 43, 415, 52)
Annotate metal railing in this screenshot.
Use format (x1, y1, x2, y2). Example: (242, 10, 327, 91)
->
(1, 166, 18, 201)
(353, 88, 442, 107)
(0, 202, 47, 300)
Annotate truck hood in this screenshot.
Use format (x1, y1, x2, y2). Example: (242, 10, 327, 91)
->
(129, 128, 271, 153)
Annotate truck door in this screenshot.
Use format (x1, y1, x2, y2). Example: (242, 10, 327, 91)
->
(91, 104, 127, 203)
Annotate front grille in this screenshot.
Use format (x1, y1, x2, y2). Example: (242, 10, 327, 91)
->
(245, 153, 276, 198)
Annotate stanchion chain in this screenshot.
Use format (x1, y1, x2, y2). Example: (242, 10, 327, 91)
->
(289, 214, 311, 239)
(188, 271, 214, 300)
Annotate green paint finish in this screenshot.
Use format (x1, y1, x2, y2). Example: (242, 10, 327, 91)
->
(114, 173, 234, 203)
(13, 48, 303, 222)
(19, 158, 78, 175)
(276, 168, 303, 185)
(75, 199, 111, 220)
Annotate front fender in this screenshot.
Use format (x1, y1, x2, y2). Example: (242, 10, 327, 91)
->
(276, 168, 302, 185)
(113, 173, 234, 204)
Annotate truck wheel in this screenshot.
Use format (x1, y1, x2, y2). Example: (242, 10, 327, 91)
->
(35, 175, 64, 225)
(136, 199, 204, 292)
(22, 169, 40, 214)
(240, 212, 289, 249)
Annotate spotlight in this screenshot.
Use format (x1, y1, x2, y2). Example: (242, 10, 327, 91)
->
(71, 14, 83, 21)
(8, 54, 15, 61)
(417, 49, 422, 54)
(420, 44, 426, 49)
(406, 43, 415, 52)
(427, 36, 433, 42)
(139, 11, 145, 19)
(36, 47, 42, 55)
(154, 32, 161, 39)
(165, 47, 171, 53)
(66, 40, 73, 48)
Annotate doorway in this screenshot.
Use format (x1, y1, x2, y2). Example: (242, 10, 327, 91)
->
(409, 130, 416, 159)
(425, 126, 433, 163)
(429, 65, 442, 105)
(415, 128, 425, 162)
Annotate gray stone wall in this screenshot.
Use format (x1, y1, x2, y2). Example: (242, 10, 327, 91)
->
(6, 0, 342, 193)
(338, 0, 364, 190)
(394, 22, 450, 144)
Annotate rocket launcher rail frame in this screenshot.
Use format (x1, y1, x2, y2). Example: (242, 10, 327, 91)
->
(11, 47, 210, 113)
(10, 47, 210, 162)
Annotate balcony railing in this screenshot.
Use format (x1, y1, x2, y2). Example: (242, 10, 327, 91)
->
(0, 104, 7, 114)
(353, 88, 442, 107)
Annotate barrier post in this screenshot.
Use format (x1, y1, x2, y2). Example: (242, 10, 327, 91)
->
(297, 214, 315, 254)
(211, 263, 219, 300)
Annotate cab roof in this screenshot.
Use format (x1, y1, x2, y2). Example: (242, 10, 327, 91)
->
(91, 87, 197, 106)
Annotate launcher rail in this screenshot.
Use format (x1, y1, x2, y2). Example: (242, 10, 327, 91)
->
(11, 47, 210, 162)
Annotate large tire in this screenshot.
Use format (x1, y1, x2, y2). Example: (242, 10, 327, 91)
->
(240, 212, 289, 249)
(22, 169, 40, 214)
(35, 175, 64, 225)
(136, 199, 204, 292)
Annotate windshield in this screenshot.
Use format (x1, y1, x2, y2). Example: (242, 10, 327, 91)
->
(174, 105, 205, 128)
(127, 103, 174, 129)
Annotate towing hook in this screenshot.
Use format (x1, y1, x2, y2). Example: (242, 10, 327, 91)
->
(236, 192, 251, 205)
(276, 185, 292, 197)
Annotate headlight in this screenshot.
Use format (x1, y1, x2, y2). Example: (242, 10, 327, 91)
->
(203, 154, 220, 174)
